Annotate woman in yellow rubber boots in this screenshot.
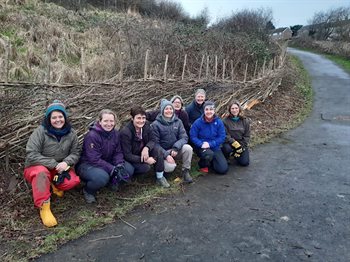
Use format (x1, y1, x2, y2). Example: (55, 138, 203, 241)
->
(24, 100, 81, 227)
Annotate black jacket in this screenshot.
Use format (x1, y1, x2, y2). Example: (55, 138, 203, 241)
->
(120, 121, 155, 164)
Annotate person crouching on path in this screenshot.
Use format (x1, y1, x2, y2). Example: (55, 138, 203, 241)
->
(151, 99, 193, 186)
(185, 88, 206, 125)
(24, 100, 81, 227)
(190, 101, 228, 175)
(120, 106, 166, 187)
(77, 109, 134, 204)
(222, 100, 250, 166)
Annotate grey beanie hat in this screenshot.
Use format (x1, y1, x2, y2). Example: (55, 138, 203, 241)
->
(203, 100, 215, 110)
(160, 99, 174, 116)
(195, 88, 206, 97)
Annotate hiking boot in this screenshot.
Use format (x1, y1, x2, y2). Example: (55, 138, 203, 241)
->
(182, 168, 193, 183)
(157, 177, 170, 188)
(83, 188, 96, 204)
(199, 167, 209, 173)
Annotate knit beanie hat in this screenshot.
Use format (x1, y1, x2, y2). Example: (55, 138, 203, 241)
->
(45, 100, 67, 118)
(195, 88, 206, 97)
(160, 99, 174, 116)
(170, 95, 183, 106)
(203, 101, 215, 110)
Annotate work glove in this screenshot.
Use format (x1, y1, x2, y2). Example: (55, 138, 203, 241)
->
(231, 141, 244, 158)
(111, 164, 131, 184)
(52, 170, 71, 185)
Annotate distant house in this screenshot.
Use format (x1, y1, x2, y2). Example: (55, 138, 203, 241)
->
(270, 27, 293, 40)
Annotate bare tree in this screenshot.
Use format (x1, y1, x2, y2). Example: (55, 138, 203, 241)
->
(308, 6, 350, 40)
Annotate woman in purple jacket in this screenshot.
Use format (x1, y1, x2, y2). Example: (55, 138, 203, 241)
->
(77, 109, 134, 203)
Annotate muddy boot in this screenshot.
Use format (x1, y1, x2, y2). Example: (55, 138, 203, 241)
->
(51, 184, 64, 198)
(182, 168, 193, 183)
(83, 188, 96, 204)
(157, 176, 170, 188)
(40, 199, 58, 227)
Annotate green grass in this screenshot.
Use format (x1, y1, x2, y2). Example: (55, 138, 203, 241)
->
(324, 54, 350, 73)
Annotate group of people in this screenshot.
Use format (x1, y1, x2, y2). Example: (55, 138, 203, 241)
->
(24, 88, 251, 227)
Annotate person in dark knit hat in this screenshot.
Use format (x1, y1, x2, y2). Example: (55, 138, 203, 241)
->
(151, 99, 193, 186)
(24, 100, 81, 227)
(190, 101, 228, 174)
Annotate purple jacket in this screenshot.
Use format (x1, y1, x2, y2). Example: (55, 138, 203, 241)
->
(79, 122, 124, 174)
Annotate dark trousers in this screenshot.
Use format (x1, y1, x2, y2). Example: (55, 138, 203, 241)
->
(222, 142, 250, 166)
(77, 161, 134, 195)
(131, 147, 164, 175)
(195, 148, 228, 175)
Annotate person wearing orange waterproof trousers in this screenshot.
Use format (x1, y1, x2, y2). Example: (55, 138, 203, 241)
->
(24, 100, 80, 227)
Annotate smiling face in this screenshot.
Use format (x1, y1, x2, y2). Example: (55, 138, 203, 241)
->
(230, 103, 240, 117)
(163, 105, 174, 118)
(132, 114, 146, 130)
(172, 98, 182, 110)
(99, 113, 115, 132)
(50, 111, 65, 129)
(204, 106, 215, 119)
(195, 93, 205, 105)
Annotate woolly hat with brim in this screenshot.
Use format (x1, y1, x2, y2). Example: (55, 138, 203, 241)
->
(160, 99, 174, 116)
(170, 95, 183, 106)
(45, 100, 67, 118)
(203, 100, 215, 110)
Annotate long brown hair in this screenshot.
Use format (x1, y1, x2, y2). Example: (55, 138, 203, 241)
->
(227, 100, 244, 118)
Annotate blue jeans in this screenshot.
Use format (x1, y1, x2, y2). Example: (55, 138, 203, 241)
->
(77, 162, 134, 195)
(195, 148, 228, 175)
(222, 143, 250, 166)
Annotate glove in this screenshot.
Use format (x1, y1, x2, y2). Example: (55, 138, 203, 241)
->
(111, 164, 131, 183)
(231, 141, 244, 158)
(52, 170, 71, 185)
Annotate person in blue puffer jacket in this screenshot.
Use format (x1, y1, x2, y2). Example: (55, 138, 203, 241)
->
(190, 101, 228, 175)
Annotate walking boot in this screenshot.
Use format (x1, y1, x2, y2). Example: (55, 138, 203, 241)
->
(157, 176, 170, 188)
(40, 200, 58, 227)
(182, 168, 193, 183)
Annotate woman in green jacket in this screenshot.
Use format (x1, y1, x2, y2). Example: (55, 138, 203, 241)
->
(24, 100, 80, 227)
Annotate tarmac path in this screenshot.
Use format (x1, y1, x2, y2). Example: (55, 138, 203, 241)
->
(38, 49, 350, 262)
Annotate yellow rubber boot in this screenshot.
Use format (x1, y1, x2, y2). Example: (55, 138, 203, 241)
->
(40, 200, 58, 227)
(51, 184, 64, 198)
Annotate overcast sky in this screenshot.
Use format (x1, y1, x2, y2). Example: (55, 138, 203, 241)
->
(173, 0, 350, 28)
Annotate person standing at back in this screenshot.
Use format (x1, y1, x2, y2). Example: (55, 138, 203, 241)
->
(185, 88, 206, 125)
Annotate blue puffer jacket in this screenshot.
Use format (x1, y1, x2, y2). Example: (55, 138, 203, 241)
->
(151, 114, 188, 158)
(185, 100, 204, 125)
(190, 115, 226, 151)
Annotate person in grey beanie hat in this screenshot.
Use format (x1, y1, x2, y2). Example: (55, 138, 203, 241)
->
(152, 99, 194, 185)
